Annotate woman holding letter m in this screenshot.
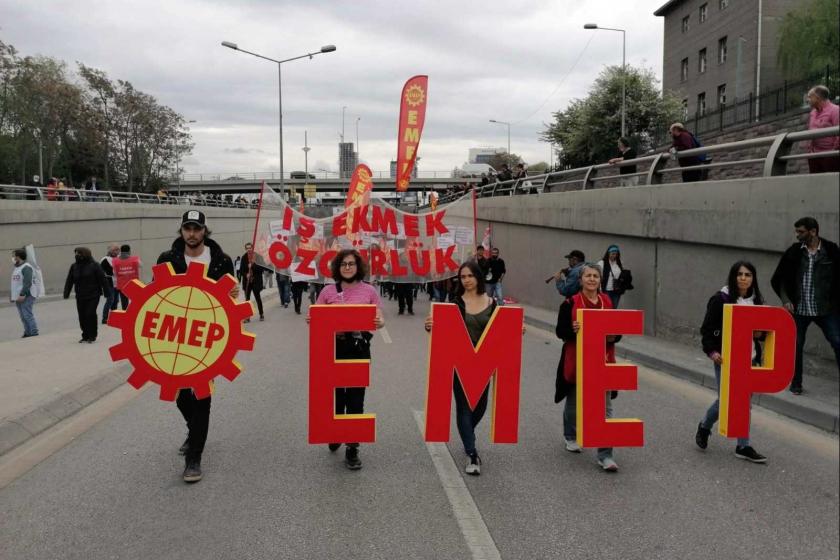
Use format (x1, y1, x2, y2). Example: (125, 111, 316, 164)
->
(694, 261, 767, 463)
(307, 249, 384, 470)
(554, 263, 622, 472)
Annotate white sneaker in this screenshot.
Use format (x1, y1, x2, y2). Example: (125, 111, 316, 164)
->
(465, 453, 481, 476)
(564, 440, 582, 453)
(598, 457, 619, 472)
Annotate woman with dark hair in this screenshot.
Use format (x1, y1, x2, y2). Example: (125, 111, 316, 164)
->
(424, 260, 520, 476)
(596, 244, 627, 308)
(695, 260, 767, 463)
(309, 249, 384, 470)
(554, 262, 622, 472)
(63, 247, 109, 343)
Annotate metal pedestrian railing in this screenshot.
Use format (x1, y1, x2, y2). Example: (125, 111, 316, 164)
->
(428, 126, 840, 207)
(179, 169, 457, 182)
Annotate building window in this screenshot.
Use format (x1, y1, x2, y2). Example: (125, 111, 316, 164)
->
(719, 0, 728, 9)
(698, 92, 707, 116)
(718, 36, 728, 64)
(681, 58, 689, 82)
(682, 99, 689, 120)
(698, 48, 707, 73)
(717, 84, 727, 106)
(699, 3, 708, 22)
(681, 15, 690, 33)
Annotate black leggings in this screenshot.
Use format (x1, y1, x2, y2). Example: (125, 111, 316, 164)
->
(176, 391, 211, 459)
(76, 297, 100, 340)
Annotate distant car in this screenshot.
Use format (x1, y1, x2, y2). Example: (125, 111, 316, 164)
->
(290, 171, 316, 179)
(224, 175, 245, 181)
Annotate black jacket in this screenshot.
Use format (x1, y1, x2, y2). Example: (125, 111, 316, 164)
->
(157, 237, 234, 281)
(771, 239, 839, 314)
(239, 253, 266, 292)
(64, 258, 109, 300)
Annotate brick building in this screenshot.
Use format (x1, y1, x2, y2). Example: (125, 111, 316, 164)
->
(654, 0, 806, 118)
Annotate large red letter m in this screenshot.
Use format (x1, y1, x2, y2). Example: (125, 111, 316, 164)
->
(424, 303, 523, 443)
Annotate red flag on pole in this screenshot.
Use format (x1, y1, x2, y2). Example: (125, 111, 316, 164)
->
(396, 75, 428, 192)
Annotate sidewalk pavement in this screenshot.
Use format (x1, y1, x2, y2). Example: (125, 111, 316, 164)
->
(0, 291, 280, 457)
(519, 303, 839, 434)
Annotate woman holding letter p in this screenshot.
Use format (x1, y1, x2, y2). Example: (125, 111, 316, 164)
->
(307, 249, 384, 470)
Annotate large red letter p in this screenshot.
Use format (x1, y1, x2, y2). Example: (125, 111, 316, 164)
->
(309, 304, 377, 444)
(719, 305, 795, 439)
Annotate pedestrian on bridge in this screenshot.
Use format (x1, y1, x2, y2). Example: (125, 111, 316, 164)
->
(806, 85, 840, 174)
(157, 210, 237, 483)
(554, 262, 621, 472)
(63, 247, 109, 343)
(668, 123, 706, 182)
(771, 217, 840, 395)
(308, 249, 385, 470)
(695, 261, 767, 463)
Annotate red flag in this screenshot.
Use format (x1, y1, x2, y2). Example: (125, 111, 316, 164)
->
(396, 75, 428, 192)
(344, 164, 373, 208)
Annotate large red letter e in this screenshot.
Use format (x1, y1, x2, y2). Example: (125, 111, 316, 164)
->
(309, 304, 377, 444)
(424, 303, 524, 443)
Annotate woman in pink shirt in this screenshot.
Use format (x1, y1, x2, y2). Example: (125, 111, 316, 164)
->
(310, 249, 385, 470)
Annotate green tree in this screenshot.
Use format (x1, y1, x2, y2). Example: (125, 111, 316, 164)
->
(541, 65, 682, 169)
(487, 152, 523, 171)
(777, 0, 840, 79)
(528, 161, 549, 174)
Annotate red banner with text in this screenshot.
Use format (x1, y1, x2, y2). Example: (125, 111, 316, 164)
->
(396, 75, 428, 192)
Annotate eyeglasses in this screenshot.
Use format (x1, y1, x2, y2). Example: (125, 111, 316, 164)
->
(340, 261, 357, 269)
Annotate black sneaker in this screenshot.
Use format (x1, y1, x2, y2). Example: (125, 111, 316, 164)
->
(183, 457, 203, 482)
(328, 443, 341, 452)
(695, 423, 711, 450)
(178, 438, 190, 455)
(735, 446, 767, 463)
(79, 338, 87, 343)
(790, 386, 803, 395)
(344, 446, 362, 470)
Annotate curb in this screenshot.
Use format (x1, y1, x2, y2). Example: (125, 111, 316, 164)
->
(523, 314, 839, 434)
(0, 364, 131, 457)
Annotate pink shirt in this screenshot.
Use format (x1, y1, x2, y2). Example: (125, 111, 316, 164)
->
(316, 281, 382, 307)
(808, 101, 840, 152)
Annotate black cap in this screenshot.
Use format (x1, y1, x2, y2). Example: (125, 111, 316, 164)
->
(181, 210, 206, 228)
(564, 249, 585, 261)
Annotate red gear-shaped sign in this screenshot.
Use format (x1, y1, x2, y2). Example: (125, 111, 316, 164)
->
(107, 261, 255, 401)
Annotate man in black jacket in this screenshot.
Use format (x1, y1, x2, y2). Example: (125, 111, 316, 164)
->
(770, 217, 840, 395)
(157, 210, 238, 483)
(64, 247, 110, 343)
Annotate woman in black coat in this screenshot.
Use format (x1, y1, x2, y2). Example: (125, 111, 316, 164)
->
(240, 243, 265, 321)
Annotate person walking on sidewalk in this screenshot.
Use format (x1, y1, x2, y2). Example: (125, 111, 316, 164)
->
(157, 210, 237, 483)
(554, 263, 621, 472)
(239, 242, 265, 322)
(112, 244, 141, 310)
(99, 244, 119, 324)
(307, 249, 385, 470)
(486, 247, 506, 306)
(695, 261, 768, 463)
(770, 217, 840, 395)
(63, 247, 109, 343)
(424, 260, 524, 476)
(11, 248, 40, 338)
(597, 245, 630, 308)
(275, 272, 291, 308)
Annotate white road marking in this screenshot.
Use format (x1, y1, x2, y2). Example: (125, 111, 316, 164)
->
(380, 327, 392, 344)
(412, 410, 502, 560)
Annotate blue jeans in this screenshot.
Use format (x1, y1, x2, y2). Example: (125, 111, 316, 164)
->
(16, 296, 38, 336)
(453, 378, 488, 456)
(605, 290, 621, 308)
(793, 313, 840, 390)
(701, 363, 750, 447)
(563, 392, 613, 461)
(102, 286, 117, 323)
(486, 283, 504, 305)
(276, 274, 291, 306)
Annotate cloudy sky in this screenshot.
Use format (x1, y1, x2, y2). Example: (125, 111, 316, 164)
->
(2, 0, 667, 176)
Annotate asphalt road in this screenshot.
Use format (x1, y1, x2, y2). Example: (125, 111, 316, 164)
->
(1, 293, 838, 560)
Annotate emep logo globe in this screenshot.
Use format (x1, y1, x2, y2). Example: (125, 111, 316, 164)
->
(107, 261, 255, 400)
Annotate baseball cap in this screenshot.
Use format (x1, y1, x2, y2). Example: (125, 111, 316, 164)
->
(181, 210, 206, 227)
(607, 244, 620, 253)
(564, 250, 585, 261)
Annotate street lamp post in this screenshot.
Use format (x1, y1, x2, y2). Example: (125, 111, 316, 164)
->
(221, 41, 336, 199)
(355, 116, 360, 160)
(489, 119, 511, 160)
(302, 130, 311, 203)
(584, 23, 626, 138)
